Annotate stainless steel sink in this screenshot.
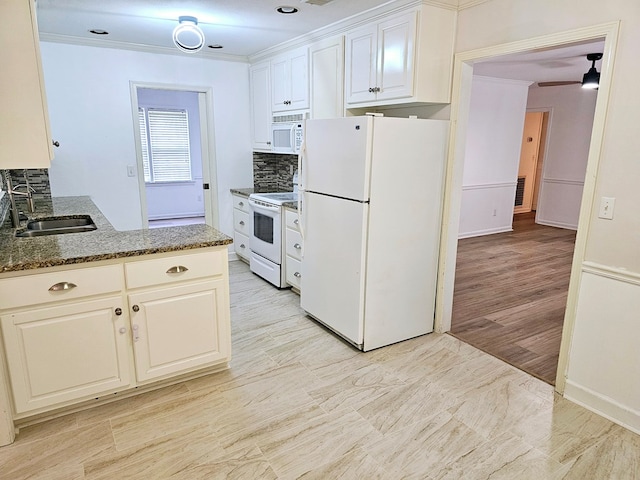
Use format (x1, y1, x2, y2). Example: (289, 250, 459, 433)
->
(15, 216, 97, 238)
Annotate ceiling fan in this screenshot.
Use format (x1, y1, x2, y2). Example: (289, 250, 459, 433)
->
(537, 53, 602, 88)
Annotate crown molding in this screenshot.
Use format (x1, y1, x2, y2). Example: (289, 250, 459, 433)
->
(457, 0, 491, 10)
(248, 0, 457, 63)
(39, 32, 249, 63)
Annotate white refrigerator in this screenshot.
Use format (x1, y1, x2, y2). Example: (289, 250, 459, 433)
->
(299, 115, 449, 351)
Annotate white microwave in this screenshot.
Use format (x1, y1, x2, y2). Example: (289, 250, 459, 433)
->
(271, 114, 305, 154)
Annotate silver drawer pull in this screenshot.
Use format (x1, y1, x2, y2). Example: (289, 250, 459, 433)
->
(49, 282, 77, 292)
(294, 272, 301, 278)
(240, 243, 246, 248)
(238, 201, 244, 207)
(294, 219, 299, 225)
(294, 243, 302, 249)
(166, 265, 189, 274)
(239, 220, 245, 226)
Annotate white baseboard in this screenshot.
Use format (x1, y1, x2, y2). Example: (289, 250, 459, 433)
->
(535, 218, 578, 230)
(564, 380, 640, 435)
(458, 226, 512, 239)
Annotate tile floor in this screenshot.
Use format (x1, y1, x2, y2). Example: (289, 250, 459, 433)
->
(0, 260, 638, 479)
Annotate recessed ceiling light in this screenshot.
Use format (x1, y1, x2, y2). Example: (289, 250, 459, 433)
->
(208, 44, 224, 49)
(89, 29, 109, 35)
(276, 6, 298, 14)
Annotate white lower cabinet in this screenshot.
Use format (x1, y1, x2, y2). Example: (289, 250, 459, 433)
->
(232, 194, 251, 261)
(0, 296, 130, 414)
(0, 247, 231, 418)
(285, 208, 303, 291)
(129, 279, 229, 382)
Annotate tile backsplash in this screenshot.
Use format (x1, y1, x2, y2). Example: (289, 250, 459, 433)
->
(1, 169, 52, 225)
(253, 152, 298, 192)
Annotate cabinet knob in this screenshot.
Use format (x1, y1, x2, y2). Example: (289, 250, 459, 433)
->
(294, 243, 302, 250)
(115, 307, 122, 316)
(267, 141, 271, 145)
(52, 140, 60, 147)
(294, 272, 301, 278)
(240, 243, 246, 249)
(238, 201, 244, 207)
(293, 219, 299, 225)
(119, 327, 127, 334)
(375, 87, 381, 92)
(368, 87, 374, 93)
(166, 265, 189, 274)
(239, 220, 245, 226)
(49, 281, 77, 292)
(132, 304, 140, 312)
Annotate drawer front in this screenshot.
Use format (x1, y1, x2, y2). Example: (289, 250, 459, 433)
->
(285, 208, 300, 231)
(285, 228, 303, 260)
(286, 256, 302, 289)
(233, 195, 250, 214)
(125, 250, 225, 289)
(0, 265, 123, 310)
(234, 231, 250, 260)
(234, 209, 251, 236)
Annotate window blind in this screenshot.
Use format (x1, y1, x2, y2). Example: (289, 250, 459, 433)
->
(138, 108, 192, 183)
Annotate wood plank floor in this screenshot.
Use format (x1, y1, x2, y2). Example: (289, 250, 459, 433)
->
(450, 212, 577, 385)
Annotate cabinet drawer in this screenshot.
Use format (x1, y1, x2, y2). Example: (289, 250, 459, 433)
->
(0, 265, 123, 310)
(234, 209, 251, 236)
(285, 208, 301, 231)
(233, 195, 250, 214)
(234, 231, 250, 260)
(125, 250, 224, 289)
(286, 256, 302, 290)
(285, 229, 303, 260)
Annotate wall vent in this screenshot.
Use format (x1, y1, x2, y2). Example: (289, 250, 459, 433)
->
(514, 177, 526, 207)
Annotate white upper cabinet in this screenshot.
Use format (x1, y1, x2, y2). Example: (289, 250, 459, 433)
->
(271, 46, 309, 112)
(346, 14, 416, 105)
(249, 61, 272, 151)
(345, 7, 456, 108)
(0, 0, 54, 169)
(309, 36, 345, 119)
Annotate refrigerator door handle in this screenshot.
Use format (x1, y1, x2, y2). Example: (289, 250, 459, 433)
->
(297, 127, 307, 246)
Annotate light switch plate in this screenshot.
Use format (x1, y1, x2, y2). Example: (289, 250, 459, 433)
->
(598, 196, 615, 220)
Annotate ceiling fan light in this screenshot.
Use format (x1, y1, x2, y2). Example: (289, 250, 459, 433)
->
(581, 67, 600, 89)
(173, 16, 205, 53)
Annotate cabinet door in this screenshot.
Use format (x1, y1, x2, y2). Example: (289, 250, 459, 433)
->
(129, 280, 230, 382)
(271, 55, 290, 112)
(344, 23, 378, 104)
(289, 48, 309, 111)
(1, 297, 131, 414)
(376, 12, 416, 101)
(0, 0, 53, 168)
(309, 36, 344, 119)
(250, 61, 272, 151)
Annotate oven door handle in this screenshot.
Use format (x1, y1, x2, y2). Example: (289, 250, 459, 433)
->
(249, 199, 281, 212)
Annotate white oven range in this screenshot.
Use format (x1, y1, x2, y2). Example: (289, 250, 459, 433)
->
(248, 192, 298, 288)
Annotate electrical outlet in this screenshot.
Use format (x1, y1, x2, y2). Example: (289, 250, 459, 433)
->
(598, 196, 615, 220)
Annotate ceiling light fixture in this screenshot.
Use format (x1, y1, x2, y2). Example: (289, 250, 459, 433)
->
(581, 53, 602, 89)
(276, 6, 299, 14)
(173, 16, 205, 53)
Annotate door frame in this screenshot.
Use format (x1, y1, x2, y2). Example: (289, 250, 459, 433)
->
(129, 82, 220, 229)
(434, 21, 620, 393)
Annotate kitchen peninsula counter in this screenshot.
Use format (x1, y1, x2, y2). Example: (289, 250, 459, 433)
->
(0, 196, 232, 273)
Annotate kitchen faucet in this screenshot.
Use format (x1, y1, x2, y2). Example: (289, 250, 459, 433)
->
(3, 170, 36, 228)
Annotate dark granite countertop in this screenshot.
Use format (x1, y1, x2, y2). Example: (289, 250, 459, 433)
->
(0, 196, 232, 273)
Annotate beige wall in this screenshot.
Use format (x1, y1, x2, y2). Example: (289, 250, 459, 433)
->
(456, 0, 640, 433)
(457, 0, 640, 269)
